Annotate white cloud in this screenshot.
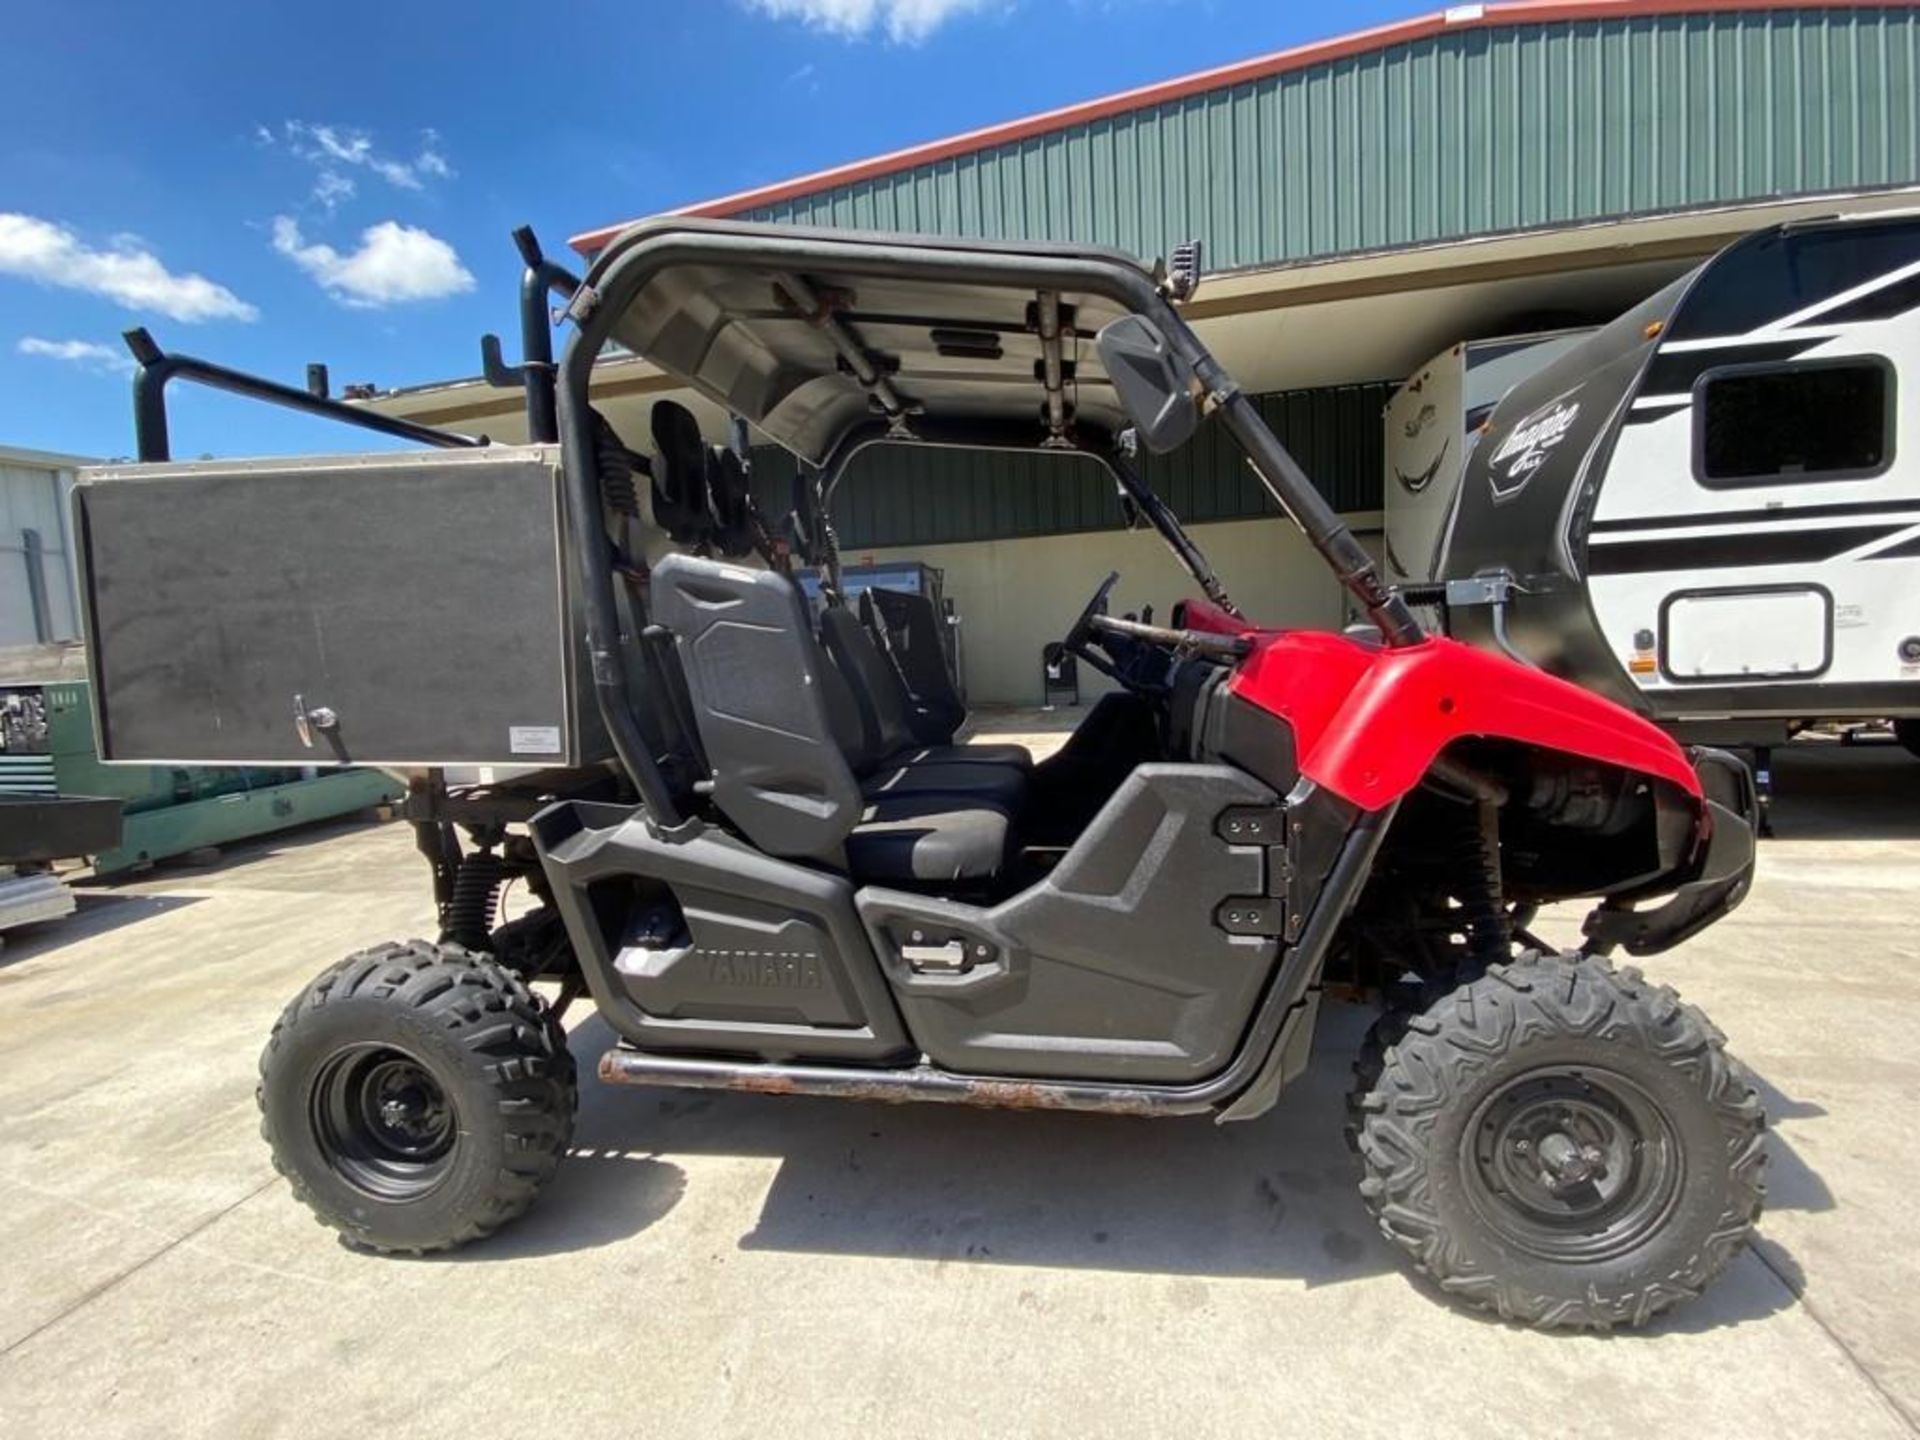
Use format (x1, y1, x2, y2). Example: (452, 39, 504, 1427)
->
(271, 216, 475, 308)
(17, 336, 136, 376)
(744, 0, 996, 41)
(276, 122, 456, 195)
(312, 170, 356, 211)
(0, 213, 257, 323)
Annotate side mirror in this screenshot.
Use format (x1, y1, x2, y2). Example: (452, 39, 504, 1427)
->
(1096, 314, 1199, 454)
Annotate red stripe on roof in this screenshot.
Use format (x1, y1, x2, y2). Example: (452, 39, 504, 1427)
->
(568, 0, 1892, 254)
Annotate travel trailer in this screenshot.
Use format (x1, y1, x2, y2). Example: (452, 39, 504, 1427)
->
(1386, 212, 1920, 762)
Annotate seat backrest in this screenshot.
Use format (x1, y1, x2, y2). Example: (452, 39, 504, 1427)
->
(650, 554, 861, 860)
(704, 448, 758, 560)
(613, 575, 704, 803)
(648, 401, 716, 546)
(863, 588, 966, 744)
(818, 604, 918, 762)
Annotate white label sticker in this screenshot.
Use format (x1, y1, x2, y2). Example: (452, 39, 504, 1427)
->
(509, 725, 563, 756)
(1835, 603, 1868, 630)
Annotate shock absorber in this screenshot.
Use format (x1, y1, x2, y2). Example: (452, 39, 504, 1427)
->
(442, 849, 508, 953)
(1451, 800, 1510, 965)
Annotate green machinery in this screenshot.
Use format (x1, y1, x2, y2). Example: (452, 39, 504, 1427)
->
(1, 646, 400, 876)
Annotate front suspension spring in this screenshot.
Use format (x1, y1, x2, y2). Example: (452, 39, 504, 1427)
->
(1451, 801, 1510, 964)
(442, 850, 508, 953)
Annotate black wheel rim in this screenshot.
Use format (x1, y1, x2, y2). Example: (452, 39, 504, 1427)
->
(1461, 1066, 1682, 1263)
(310, 1044, 459, 1202)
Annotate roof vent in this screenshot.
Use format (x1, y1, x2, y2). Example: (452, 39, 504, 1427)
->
(930, 327, 1004, 360)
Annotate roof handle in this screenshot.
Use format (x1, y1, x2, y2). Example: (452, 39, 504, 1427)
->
(773, 272, 909, 425)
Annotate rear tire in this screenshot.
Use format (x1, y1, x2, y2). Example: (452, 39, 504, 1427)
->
(1351, 951, 1765, 1330)
(258, 940, 576, 1254)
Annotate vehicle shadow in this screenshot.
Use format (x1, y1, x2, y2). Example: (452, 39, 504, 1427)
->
(508, 1005, 1828, 1333)
(0, 890, 201, 971)
(436, 1143, 689, 1262)
(72, 811, 405, 894)
(1764, 741, 1920, 842)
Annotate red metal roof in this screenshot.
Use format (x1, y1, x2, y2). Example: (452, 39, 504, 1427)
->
(568, 0, 1893, 254)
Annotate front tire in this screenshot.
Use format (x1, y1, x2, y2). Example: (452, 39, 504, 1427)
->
(1352, 951, 1765, 1330)
(258, 940, 576, 1254)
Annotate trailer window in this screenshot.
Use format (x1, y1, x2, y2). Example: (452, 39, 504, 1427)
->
(1696, 358, 1894, 486)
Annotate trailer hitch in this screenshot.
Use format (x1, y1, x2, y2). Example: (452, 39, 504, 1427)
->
(1395, 572, 1537, 668)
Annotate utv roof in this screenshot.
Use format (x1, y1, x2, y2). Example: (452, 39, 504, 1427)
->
(573, 216, 1172, 471)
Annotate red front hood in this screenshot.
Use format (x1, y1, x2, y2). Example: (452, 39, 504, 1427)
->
(1226, 627, 1702, 811)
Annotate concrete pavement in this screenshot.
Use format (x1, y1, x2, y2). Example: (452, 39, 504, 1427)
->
(1, 735, 1918, 1438)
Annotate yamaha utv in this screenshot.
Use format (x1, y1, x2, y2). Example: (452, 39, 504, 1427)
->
(72, 221, 1763, 1331)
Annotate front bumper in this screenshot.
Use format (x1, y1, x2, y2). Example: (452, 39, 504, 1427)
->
(1581, 748, 1758, 957)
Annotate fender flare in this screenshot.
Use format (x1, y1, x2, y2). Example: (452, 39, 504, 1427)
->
(1229, 631, 1703, 811)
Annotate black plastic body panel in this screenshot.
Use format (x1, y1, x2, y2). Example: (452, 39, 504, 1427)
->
(1582, 747, 1758, 956)
(1210, 692, 1299, 794)
(73, 447, 607, 767)
(855, 764, 1281, 1083)
(648, 554, 861, 860)
(531, 800, 909, 1062)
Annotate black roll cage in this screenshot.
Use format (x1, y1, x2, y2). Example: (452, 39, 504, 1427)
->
(557, 225, 1421, 825)
(118, 222, 1423, 835)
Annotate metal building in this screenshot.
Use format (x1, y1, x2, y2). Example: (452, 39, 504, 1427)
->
(384, 0, 1920, 702)
(0, 445, 87, 648)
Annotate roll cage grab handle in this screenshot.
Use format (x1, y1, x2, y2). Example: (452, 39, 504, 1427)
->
(556, 231, 1426, 827)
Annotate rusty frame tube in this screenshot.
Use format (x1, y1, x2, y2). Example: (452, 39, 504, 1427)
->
(597, 1050, 1213, 1116)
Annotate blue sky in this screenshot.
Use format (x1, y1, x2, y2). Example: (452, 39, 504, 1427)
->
(0, 0, 1419, 459)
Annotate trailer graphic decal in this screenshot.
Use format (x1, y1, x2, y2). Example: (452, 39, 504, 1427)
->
(1394, 438, 1448, 495)
(1588, 523, 1911, 575)
(1487, 396, 1580, 500)
(1591, 499, 1920, 535)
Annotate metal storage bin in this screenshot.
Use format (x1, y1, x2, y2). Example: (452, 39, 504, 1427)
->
(73, 445, 607, 768)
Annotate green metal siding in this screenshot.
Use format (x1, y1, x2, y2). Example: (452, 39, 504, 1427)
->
(752, 381, 1395, 550)
(738, 7, 1917, 548)
(743, 9, 1918, 269)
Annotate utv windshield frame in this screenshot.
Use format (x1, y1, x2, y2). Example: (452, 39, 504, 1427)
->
(555, 219, 1421, 823)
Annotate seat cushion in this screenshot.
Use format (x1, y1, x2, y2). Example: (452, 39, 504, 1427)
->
(844, 795, 1012, 885)
(887, 742, 1033, 771)
(859, 759, 1027, 811)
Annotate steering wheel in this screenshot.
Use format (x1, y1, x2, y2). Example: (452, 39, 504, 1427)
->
(1063, 570, 1123, 678)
